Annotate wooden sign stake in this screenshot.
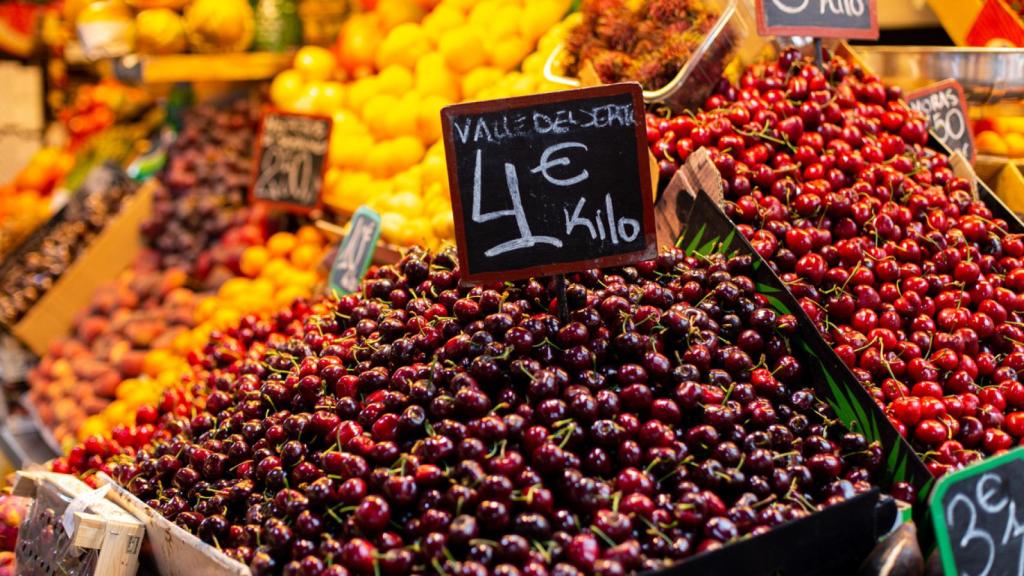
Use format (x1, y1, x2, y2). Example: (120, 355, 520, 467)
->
(555, 274, 569, 322)
(814, 38, 824, 69)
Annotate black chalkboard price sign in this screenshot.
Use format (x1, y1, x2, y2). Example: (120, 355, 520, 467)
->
(441, 83, 656, 283)
(907, 79, 975, 164)
(329, 206, 382, 295)
(931, 447, 1024, 576)
(755, 0, 879, 39)
(250, 112, 332, 214)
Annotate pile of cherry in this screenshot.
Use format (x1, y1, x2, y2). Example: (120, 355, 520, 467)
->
(82, 246, 885, 575)
(647, 47, 1024, 476)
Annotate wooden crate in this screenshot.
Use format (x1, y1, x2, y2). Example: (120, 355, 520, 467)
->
(97, 473, 250, 576)
(12, 471, 145, 576)
(7, 179, 154, 356)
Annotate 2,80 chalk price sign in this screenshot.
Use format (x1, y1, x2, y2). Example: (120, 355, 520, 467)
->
(441, 83, 656, 283)
(251, 112, 332, 214)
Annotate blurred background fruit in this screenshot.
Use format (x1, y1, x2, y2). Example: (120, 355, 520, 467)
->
(133, 7, 186, 54)
(183, 0, 254, 53)
(270, 0, 574, 249)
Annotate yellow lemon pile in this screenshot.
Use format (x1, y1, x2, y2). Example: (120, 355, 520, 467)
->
(270, 0, 575, 249)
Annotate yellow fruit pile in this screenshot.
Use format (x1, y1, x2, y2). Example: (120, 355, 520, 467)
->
(0, 148, 73, 257)
(79, 226, 331, 439)
(270, 1, 574, 249)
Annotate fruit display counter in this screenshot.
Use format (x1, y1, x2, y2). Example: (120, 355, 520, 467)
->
(11, 0, 1024, 574)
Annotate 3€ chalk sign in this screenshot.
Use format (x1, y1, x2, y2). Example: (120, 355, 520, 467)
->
(441, 83, 656, 283)
(931, 448, 1024, 576)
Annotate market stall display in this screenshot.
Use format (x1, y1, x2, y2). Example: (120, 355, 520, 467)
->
(10, 0, 1024, 574)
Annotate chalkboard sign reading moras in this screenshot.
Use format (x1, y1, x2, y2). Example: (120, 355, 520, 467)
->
(329, 206, 382, 295)
(907, 79, 975, 163)
(755, 0, 879, 40)
(930, 447, 1024, 576)
(251, 112, 332, 214)
(441, 83, 656, 283)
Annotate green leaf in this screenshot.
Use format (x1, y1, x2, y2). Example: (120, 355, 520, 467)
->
(697, 237, 720, 258)
(760, 293, 792, 315)
(886, 443, 901, 476)
(755, 281, 781, 294)
(684, 225, 707, 256)
(752, 259, 762, 271)
(720, 229, 736, 253)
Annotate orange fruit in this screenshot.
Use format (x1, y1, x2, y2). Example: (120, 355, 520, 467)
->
(296, 225, 324, 245)
(266, 232, 298, 257)
(294, 46, 337, 81)
(290, 243, 322, 269)
(239, 245, 269, 277)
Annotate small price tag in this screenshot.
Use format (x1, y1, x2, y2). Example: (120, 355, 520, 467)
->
(931, 448, 1024, 576)
(251, 112, 332, 214)
(329, 206, 382, 295)
(755, 0, 879, 40)
(441, 83, 656, 283)
(907, 79, 975, 164)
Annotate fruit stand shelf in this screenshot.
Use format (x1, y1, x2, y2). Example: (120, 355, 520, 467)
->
(112, 51, 294, 85)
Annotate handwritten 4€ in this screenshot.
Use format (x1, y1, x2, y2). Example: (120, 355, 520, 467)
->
(471, 141, 642, 258)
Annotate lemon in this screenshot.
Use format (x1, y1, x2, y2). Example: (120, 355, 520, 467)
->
(377, 0, 427, 31)
(380, 212, 408, 244)
(331, 109, 369, 135)
(489, 4, 523, 39)
(346, 77, 379, 112)
(294, 45, 337, 81)
(460, 66, 504, 100)
(417, 94, 450, 144)
(135, 8, 186, 55)
(365, 143, 397, 178)
(269, 69, 305, 109)
(392, 170, 423, 197)
(329, 131, 374, 170)
(422, 4, 465, 42)
(376, 23, 431, 70)
(438, 26, 486, 74)
(522, 51, 546, 75)
(385, 190, 425, 216)
(310, 81, 345, 115)
(467, 0, 501, 30)
(363, 94, 400, 138)
(421, 153, 448, 188)
(390, 135, 427, 173)
(488, 35, 531, 70)
(521, 0, 569, 42)
(376, 65, 414, 96)
(431, 209, 455, 239)
(415, 52, 460, 101)
(1006, 133, 1024, 157)
(184, 0, 254, 53)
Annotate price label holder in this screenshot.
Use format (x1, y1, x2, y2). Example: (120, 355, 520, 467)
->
(755, 0, 879, 67)
(907, 79, 975, 164)
(440, 83, 656, 287)
(930, 447, 1024, 576)
(250, 112, 332, 214)
(328, 206, 382, 295)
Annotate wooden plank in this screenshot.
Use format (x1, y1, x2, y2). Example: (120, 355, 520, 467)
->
(11, 180, 154, 355)
(99, 473, 251, 576)
(116, 52, 294, 85)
